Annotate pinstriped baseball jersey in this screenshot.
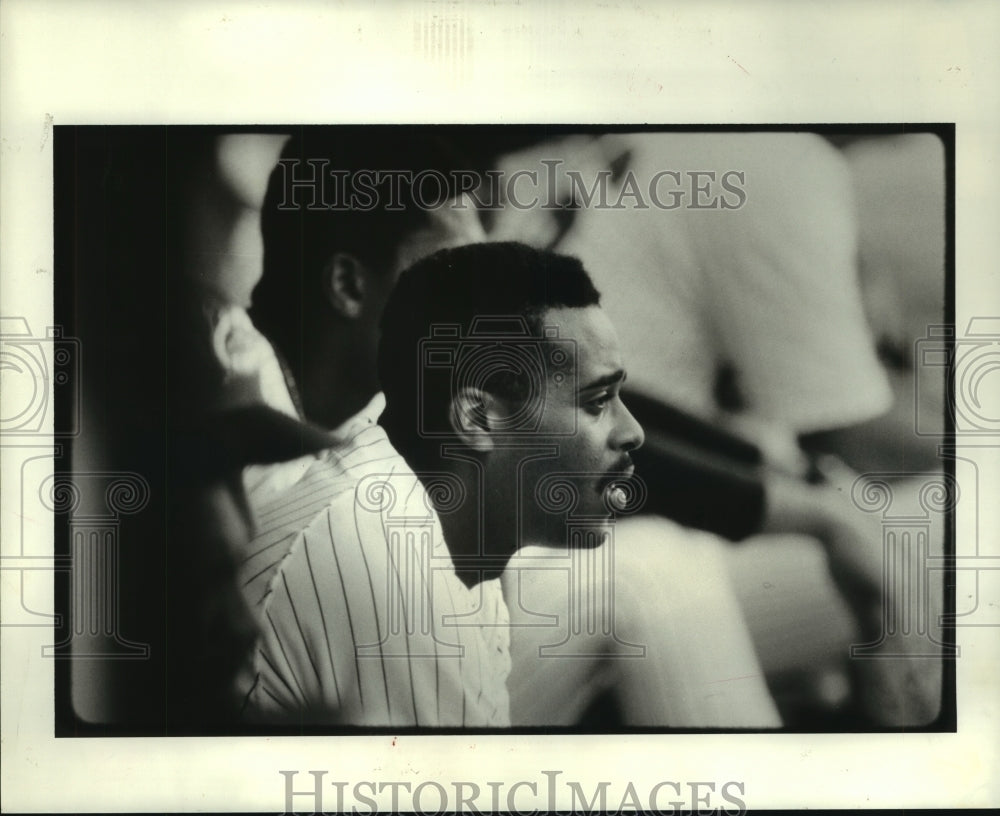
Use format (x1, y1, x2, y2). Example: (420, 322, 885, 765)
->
(236, 394, 511, 726)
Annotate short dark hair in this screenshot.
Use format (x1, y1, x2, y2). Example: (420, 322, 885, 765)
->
(377, 241, 601, 464)
(251, 128, 473, 381)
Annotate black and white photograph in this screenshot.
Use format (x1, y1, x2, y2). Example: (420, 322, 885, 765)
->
(48, 123, 955, 739)
(2, 2, 998, 813)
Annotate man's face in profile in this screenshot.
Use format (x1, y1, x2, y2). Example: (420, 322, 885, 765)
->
(493, 304, 645, 530)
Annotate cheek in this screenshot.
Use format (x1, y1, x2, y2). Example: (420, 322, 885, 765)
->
(561, 419, 607, 470)
(536, 391, 571, 433)
(582, 427, 609, 467)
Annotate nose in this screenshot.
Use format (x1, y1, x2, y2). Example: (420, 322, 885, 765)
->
(614, 399, 645, 453)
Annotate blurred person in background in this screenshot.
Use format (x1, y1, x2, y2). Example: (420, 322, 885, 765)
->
(233, 130, 513, 725)
(487, 131, 893, 470)
(180, 128, 944, 729)
(221, 129, 784, 727)
(811, 132, 947, 473)
(164, 131, 332, 728)
(484, 130, 945, 727)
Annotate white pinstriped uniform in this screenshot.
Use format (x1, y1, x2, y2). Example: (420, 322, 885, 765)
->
(236, 395, 511, 726)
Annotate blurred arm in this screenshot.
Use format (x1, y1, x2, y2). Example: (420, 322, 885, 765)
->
(761, 462, 943, 725)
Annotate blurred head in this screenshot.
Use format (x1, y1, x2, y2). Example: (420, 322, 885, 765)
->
(378, 241, 644, 526)
(251, 129, 484, 416)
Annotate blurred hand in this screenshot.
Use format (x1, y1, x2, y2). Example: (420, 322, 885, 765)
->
(809, 456, 887, 624)
(763, 457, 944, 725)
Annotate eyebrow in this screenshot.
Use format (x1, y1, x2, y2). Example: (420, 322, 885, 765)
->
(577, 369, 627, 394)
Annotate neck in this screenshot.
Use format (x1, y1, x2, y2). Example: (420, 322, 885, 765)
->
(428, 453, 522, 588)
(439, 511, 513, 589)
(300, 332, 379, 431)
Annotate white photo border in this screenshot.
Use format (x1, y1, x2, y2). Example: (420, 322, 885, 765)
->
(2, 0, 998, 811)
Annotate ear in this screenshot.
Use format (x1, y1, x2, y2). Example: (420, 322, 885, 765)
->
(447, 387, 504, 452)
(322, 252, 367, 320)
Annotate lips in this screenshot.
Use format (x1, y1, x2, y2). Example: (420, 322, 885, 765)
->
(611, 460, 635, 479)
(599, 461, 635, 490)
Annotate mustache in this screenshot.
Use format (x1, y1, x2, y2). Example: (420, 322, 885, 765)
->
(598, 458, 635, 494)
(608, 456, 635, 476)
